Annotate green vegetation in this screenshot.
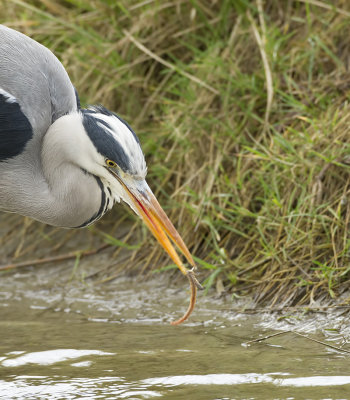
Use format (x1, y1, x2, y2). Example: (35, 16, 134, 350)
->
(2, 0, 350, 308)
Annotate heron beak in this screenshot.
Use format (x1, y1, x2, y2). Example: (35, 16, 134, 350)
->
(119, 178, 195, 277)
(108, 170, 202, 324)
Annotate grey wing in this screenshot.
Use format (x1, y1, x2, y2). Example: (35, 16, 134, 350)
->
(0, 24, 78, 140)
(0, 88, 33, 161)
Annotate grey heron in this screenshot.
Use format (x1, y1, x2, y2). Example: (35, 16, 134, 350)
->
(0, 25, 200, 324)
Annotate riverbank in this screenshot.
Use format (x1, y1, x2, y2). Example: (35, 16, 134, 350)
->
(2, 0, 350, 308)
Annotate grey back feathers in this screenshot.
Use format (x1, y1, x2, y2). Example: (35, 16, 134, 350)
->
(0, 25, 78, 140)
(0, 25, 147, 228)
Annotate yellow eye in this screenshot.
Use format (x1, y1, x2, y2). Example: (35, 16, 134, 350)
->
(106, 159, 117, 168)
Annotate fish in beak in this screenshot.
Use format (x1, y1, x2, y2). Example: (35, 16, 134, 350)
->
(108, 169, 202, 324)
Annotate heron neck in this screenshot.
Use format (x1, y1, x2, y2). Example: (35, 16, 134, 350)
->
(37, 124, 104, 227)
(0, 127, 103, 228)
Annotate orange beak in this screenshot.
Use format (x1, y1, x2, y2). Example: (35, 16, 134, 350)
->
(118, 178, 195, 277)
(107, 170, 202, 324)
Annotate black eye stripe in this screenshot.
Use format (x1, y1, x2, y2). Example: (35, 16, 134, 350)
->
(82, 110, 131, 173)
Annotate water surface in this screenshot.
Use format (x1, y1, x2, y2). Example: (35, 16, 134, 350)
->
(1, 267, 350, 399)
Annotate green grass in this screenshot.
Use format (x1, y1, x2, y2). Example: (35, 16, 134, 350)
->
(2, 0, 350, 308)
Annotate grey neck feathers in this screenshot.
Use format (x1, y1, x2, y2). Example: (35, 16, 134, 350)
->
(0, 119, 103, 228)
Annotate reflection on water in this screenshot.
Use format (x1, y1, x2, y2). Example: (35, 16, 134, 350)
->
(0, 271, 350, 399)
(0, 376, 160, 399)
(2, 349, 114, 367)
(0, 376, 161, 399)
(2, 373, 350, 399)
(144, 373, 350, 387)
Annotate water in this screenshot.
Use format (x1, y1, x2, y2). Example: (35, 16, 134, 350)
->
(1, 267, 350, 399)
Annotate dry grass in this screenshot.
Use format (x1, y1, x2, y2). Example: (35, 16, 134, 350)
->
(1, 0, 350, 308)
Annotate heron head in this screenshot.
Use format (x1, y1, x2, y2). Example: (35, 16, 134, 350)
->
(82, 106, 147, 180)
(79, 106, 195, 275)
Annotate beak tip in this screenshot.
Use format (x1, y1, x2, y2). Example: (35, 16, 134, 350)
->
(187, 269, 203, 290)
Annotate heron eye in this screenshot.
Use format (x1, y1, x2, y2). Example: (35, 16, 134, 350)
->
(106, 159, 117, 168)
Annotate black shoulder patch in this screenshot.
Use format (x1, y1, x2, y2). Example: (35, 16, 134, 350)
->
(81, 109, 132, 173)
(0, 91, 33, 161)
